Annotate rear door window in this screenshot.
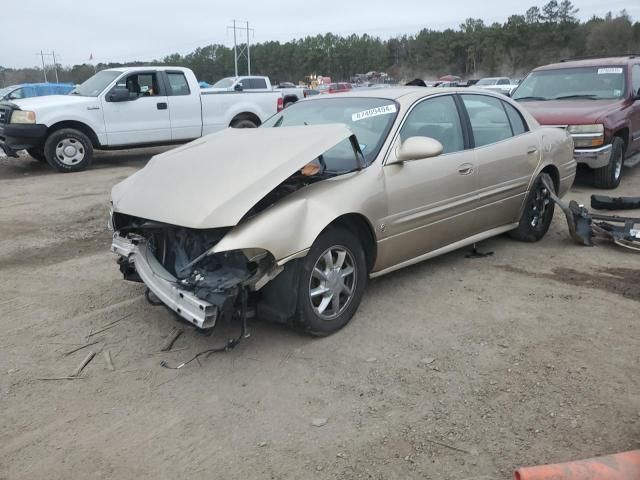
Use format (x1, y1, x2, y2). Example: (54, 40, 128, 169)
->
(461, 94, 513, 147)
(167, 72, 190, 96)
(502, 102, 528, 136)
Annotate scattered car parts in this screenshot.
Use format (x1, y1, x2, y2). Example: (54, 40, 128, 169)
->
(543, 177, 640, 251)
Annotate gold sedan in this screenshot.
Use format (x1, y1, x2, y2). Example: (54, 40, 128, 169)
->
(110, 87, 576, 336)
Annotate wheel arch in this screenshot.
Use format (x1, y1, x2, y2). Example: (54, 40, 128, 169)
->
(539, 164, 559, 192)
(230, 112, 261, 128)
(612, 127, 629, 152)
(324, 213, 377, 273)
(47, 121, 101, 148)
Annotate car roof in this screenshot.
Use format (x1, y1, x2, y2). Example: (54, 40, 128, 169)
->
(105, 66, 192, 73)
(534, 56, 639, 71)
(311, 86, 508, 104)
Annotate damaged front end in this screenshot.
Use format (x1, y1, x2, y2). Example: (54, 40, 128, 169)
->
(110, 213, 281, 329)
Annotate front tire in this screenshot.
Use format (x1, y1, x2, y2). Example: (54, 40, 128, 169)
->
(295, 227, 367, 336)
(509, 172, 555, 242)
(44, 128, 94, 173)
(593, 137, 624, 189)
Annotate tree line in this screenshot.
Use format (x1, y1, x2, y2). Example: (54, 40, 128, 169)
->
(2, 1, 639, 88)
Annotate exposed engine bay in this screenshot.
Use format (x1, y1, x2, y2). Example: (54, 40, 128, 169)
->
(110, 163, 334, 333)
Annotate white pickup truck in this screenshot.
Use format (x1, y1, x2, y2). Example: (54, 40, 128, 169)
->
(0, 66, 283, 172)
(206, 75, 305, 108)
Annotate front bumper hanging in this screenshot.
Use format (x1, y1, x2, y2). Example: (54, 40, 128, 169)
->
(111, 235, 220, 328)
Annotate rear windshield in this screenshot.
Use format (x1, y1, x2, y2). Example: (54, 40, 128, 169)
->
(513, 66, 627, 101)
(212, 77, 235, 88)
(476, 78, 497, 85)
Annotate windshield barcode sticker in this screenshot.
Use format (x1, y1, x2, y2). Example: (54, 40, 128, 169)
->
(597, 68, 623, 74)
(352, 105, 397, 122)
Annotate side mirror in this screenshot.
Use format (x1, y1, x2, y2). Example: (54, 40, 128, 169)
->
(108, 86, 130, 102)
(389, 137, 444, 165)
(234, 83, 243, 92)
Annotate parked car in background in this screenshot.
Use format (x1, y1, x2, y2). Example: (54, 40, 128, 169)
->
(110, 87, 575, 336)
(319, 82, 352, 94)
(0, 83, 75, 101)
(512, 55, 640, 188)
(475, 77, 516, 95)
(206, 75, 304, 108)
(0, 67, 282, 172)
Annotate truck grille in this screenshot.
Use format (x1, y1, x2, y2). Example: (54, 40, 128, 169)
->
(0, 107, 9, 124)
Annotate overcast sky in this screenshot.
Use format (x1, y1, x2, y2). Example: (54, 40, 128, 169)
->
(3, 0, 638, 68)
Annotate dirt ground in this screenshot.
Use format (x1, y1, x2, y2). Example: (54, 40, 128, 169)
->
(1, 149, 639, 480)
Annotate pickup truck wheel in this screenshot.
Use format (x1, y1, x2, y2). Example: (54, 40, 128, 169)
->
(231, 119, 257, 129)
(294, 227, 367, 336)
(508, 172, 555, 242)
(593, 137, 624, 189)
(27, 148, 46, 162)
(44, 128, 94, 173)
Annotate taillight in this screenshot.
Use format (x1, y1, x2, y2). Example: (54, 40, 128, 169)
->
(277, 97, 284, 112)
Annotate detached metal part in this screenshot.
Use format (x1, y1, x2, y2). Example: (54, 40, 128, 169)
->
(591, 195, 640, 211)
(112, 235, 220, 328)
(542, 177, 640, 251)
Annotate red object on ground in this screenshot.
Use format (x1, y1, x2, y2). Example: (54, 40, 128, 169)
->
(514, 450, 640, 480)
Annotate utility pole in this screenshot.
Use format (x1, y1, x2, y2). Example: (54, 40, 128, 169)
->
(227, 20, 254, 77)
(40, 50, 48, 82)
(246, 21, 251, 75)
(233, 19, 238, 77)
(51, 51, 59, 83)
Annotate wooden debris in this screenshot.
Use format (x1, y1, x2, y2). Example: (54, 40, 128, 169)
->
(103, 350, 115, 371)
(63, 341, 100, 357)
(87, 312, 134, 338)
(71, 351, 96, 377)
(424, 438, 472, 455)
(36, 376, 86, 381)
(160, 327, 184, 352)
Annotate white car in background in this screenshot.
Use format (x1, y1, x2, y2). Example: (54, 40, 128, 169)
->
(205, 75, 305, 108)
(475, 77, 518, 95)
(0, 67, 282, 172)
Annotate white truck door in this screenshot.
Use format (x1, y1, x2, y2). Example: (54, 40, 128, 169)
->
(164, 71, 202, 141)
(101, 71, 171, 145)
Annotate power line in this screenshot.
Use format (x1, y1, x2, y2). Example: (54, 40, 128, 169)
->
(227, 20, 254, 76)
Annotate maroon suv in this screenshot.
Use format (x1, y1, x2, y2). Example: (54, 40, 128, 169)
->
(512, 55, 640, 189)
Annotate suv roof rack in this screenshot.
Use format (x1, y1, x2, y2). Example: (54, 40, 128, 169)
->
(560, 54, 639, 62)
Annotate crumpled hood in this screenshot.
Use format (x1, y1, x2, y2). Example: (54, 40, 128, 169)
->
(519, 99, 622, 125)
(111, 124, 353, 229)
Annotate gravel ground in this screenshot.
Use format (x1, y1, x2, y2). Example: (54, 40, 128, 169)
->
(0, 150, 639, 480)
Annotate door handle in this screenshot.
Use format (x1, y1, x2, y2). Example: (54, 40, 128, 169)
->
(157, 102, 168, 110)
(458, 163, 474, 175)
(527, 147, 538, 154)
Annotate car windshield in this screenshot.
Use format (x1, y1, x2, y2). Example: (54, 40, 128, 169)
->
(0, 86, 16, 99)
(262, 97, 399, 171)
(476, 78, 497, 85)
(72, 71, 121, 97)
(212, 77, 235, 88)
(512, 66, 626, 101)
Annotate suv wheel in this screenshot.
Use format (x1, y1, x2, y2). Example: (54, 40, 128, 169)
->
(593, 137, 624, 189)
(44, 128, 94, 173)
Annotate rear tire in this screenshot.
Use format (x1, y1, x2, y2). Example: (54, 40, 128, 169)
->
(509, 172, 555, 242)
(27, 148, 46, 162)
(230, 119, 258, 129)
(44, 128, 94, 173)
(593, 137, 624, 189)
(294, 227, 367, 336)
